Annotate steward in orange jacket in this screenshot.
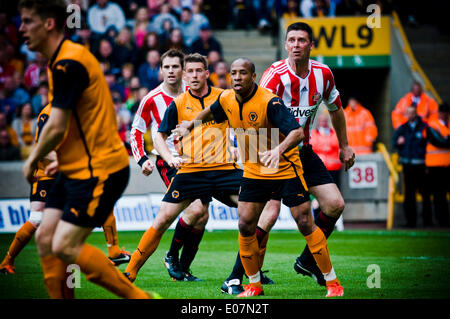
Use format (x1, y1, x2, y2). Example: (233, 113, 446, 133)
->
(425, 102, 450, 226)
(344, 98, 378, 155)
(392, 82, 439, 130)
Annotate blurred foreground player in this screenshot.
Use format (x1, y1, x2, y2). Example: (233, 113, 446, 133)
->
(19, 0, 155, 299)
(130, 49, 210, 281)
(180, 57, 344, 298)
(0, 105, 129, 274)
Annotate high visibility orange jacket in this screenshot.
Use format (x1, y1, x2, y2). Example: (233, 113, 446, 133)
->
(344, 103, 378, 155)
(391, 92, 439, 130)
(310, 127, 342, 171)
(425, 118, 450, 167)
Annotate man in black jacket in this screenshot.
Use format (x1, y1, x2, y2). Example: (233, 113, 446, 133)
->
(393, 105, 432, 227)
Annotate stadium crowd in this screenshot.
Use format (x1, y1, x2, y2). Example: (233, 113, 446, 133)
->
(0, 0, 400, 162)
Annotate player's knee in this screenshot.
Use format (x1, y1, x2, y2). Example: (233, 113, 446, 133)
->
(28, 211, 42, 227)
(327, 197, 345, 217)
(238, 218, 256, 237)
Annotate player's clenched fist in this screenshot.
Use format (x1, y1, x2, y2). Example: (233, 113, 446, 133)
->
(141, 159, 155, 176)
(167, 156, 184, 170)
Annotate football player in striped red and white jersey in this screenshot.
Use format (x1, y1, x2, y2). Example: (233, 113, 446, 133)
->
(129, 49, 210, 282)
(222, 22, 354, 297)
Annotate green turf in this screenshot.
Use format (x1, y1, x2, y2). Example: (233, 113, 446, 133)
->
(1, 229, 450, 299)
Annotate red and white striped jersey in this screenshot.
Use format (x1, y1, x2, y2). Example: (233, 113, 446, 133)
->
(259, 59, 342, 145)
(130, 83, 187, 164)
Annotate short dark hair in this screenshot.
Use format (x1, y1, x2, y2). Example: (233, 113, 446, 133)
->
(160, 49, 185, 68)
(232, 57, 255, 74)
(18, 0, 67, 32)
(184, 53, 208, 70)
(286, 22, 313, 42)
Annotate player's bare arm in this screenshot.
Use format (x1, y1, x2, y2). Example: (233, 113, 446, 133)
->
(23, 108, 71, 183)
(329, 108, 355, 171)
(259, 126, 305, 168)
(154, 131, 183, 169)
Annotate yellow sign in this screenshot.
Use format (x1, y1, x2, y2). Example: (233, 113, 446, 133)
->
(284, 17, 391, 56)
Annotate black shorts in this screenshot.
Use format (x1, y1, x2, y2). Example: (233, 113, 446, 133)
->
(156, 155, 212, 205)
(299, 144, 334, 187)
(163, 169, 242, 207)
(239, 177, 309, 207)
(30, 179, 55, 202)
(46, 166, 129, 228)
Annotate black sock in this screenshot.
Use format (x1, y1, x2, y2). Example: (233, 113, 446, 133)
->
(298, 210, 338, 266)
(227, 226, 267, 282)
(168, 217, 192, 259)
(180, 227, 205, 272)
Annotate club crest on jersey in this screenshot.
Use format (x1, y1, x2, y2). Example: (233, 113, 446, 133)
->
(312, 92, 321, 102)
(172, 190, 180, 199)
(248, 112, 258, 122)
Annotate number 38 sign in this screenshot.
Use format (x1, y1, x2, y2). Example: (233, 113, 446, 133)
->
(348, 161, 378, 188)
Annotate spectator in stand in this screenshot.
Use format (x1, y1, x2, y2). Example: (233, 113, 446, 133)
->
(12, 102, 36, 159)
(311, 0, 330, 17)
(105, 70, 125, 101)
(115, 0, 148, 20)
(138, 31, 162, 66)
(162, 28, 191, 54)
(125, 76, 142, 113)
(344, 97, 378, 155)
(0, 111, 18, 147)
(0, 13, 18, 47)
(168, 0, 183, 19)
(5, 44, 24, 76)
(151, 3, 179, 35)
(133, 7, 152, 49)
(425, 103, 450, 227)
(393, 105, 431, 227)
(283, 0, 300, 19)
(71, 18, 96, 51)
(190, 22, 222, 57)
(209, 60, 231, 89)
(95, 38, 121, 74)
(2, 76, 30, 116)
(114, 27, 139, 68)
(158, 18, 175, 46)
(30, 81, 48, 115)
(87, 0, 126, 35)
(138, 50, 162, 90)
(192, 2, 210, 26)
(392, 81, 439, 130)
(148, 0, 164, 16)
(253, 0, 273, 32)
(0, 48, 16, 91)
(0, 129, 21, 161)
(207, 50, 221, 72)
(179, 6, 201, 46)
(118, 63, 135, 99)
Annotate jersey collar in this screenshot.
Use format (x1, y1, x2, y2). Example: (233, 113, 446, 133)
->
(49, 37, 67, 68)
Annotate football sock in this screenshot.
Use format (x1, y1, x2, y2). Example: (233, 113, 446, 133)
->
(180, 226, 204, 272)
(40, 254, 69, 299)
(256, 226, 269, 269)
(298, 210, 338, 266)
(168, 217, 192, 259)
(238, 233, 262, 289)
(227, 226, 267, 281)
(4, 221, 37, 263)
(102, 213, 121, 258)
(125, 226, 163, 280)
(75, 244, 148, 299)
(304, 227, 335, 278)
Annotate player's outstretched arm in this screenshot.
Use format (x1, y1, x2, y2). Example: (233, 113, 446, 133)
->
(23, 108, 70, 183)
(329, 108, 355, 171)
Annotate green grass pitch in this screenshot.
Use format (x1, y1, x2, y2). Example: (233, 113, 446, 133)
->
(1, 229, 450, 299)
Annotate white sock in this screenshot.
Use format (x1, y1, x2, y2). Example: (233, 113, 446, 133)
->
(324, 267, 337, 282)
(248, 272, 261, 284)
